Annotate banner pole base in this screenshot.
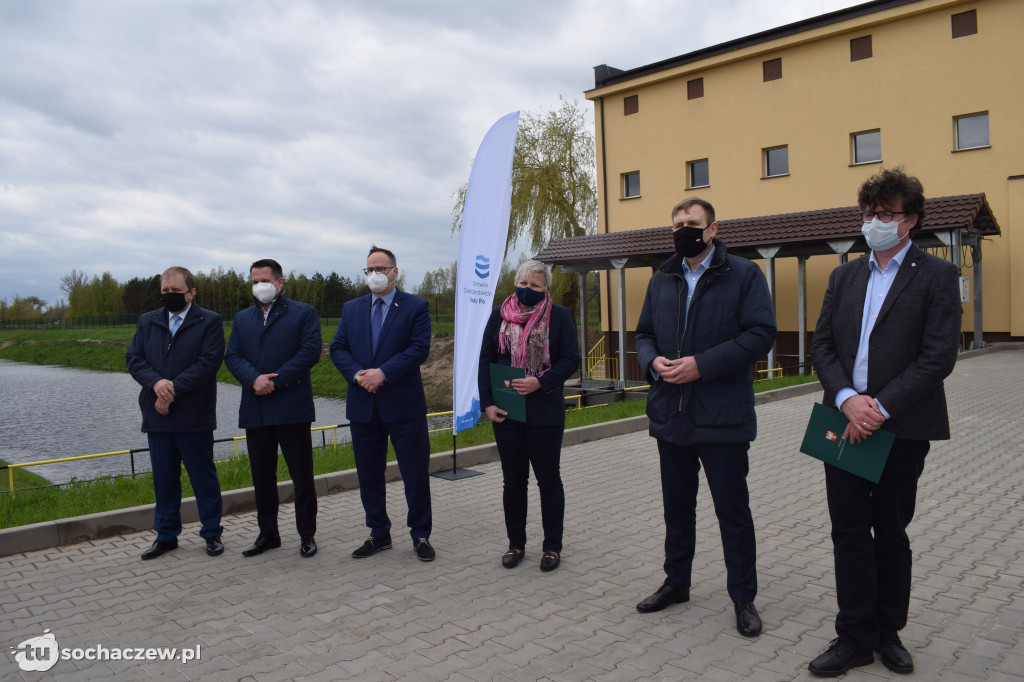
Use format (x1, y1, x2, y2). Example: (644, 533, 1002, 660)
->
(431, 431, 483, 480)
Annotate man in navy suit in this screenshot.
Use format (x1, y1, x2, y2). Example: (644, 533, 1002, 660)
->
(225, 259, 321, 559)
(330, 246, 435, 562)
(126, 266, 225, 560)
(808, 168, 961, 677)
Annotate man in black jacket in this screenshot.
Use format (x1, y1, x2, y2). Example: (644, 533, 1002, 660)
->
(634, 198, 776, 638)
(126, 266, 225, 560)
(808, 169, 961, 676)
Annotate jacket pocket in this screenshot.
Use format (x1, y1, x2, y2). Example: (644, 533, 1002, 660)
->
(646, 380, 679, 425)
(690, 378, 749, 427)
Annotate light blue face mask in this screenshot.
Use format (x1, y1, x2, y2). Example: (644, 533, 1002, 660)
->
(861, 216, 908, 251)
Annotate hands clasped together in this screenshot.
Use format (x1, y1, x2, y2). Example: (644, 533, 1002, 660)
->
(840, 394, 886, 444)
(651, 356, 701, 385)
(152, 379, 175, 416)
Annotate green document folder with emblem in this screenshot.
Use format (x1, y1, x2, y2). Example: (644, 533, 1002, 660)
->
(489, 363, 527, 423)
(800, 403, 895, 483)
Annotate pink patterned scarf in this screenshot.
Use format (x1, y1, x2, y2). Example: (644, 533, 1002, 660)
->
(498, 292, 551, 377)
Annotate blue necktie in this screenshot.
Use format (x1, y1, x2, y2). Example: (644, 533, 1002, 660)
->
(170, 314, 182, 337)
(371, 299, 384, 352)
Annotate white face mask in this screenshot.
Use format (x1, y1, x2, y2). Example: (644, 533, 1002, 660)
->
(861, 216, 907, 252)
(366, 270, 390, 294)
(252, 282, 277, 304)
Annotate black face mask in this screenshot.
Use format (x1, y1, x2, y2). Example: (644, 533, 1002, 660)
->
(673, 226, 709, 259)
(161, 292, 188, 313)
(515, 286, 546, 307)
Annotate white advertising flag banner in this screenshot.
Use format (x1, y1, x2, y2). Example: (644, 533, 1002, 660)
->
(452, 111, 520, 434)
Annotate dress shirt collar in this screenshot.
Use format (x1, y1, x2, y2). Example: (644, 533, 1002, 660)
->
(869, 239, 913, 272)
(682, 247, 715, 275)
(168, 303, 192, 325)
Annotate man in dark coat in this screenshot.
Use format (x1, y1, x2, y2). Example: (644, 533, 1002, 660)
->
(225, 259, 322, 558)
(126, 266, 225, 560)
(330, 246, 435, 562)
(634, 198, 776, 638)
(808, 168, 961, 677)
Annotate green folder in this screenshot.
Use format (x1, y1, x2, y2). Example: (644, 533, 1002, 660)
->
(489, 363, 527, 423)
(800, 402, 894, 483)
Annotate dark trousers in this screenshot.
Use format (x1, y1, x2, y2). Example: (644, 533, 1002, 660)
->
(350, 408, 431, 539)
(825, 438, 929, 650)
(493, 420, 565, 553)
(246, 423, 317, 538)
(657, 439, 757, 603)
(148, 431, 223, 541)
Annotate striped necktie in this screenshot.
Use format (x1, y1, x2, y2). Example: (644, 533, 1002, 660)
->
(170, 315, 182, 337)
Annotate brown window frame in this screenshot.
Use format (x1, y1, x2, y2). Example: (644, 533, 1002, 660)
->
(687, 78, 704, 100)
(850, 35, 872, 61)
(952, 9, 977, 38)
(851, 130, 882, 165)
(763, 146, 789, 178)
(687, 159, 710, 189)
(624, 95, 639, 116)
(954, 112, 989, 151)
(622, 171, 641, 199)
(763, 58, 782, 82)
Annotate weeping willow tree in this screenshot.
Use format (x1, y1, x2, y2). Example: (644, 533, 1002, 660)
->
(451, 97, 598, 322)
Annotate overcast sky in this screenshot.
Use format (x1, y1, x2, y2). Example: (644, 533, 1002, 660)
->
(0, 0, 864, 308)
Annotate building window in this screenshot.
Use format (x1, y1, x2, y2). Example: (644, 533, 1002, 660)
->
(624, 95, 639, 116)
(952, 9, 977, 38)
(764, 146, 789, 177)
(623, 172, 641, 198)
(688, 159, 709, 188)
(763, 58, 782, 82)
(687, 78, 704, 100)
(955, 113, 989, 150)
(852, 130, 881, 164)
(850, 35, 872, 61)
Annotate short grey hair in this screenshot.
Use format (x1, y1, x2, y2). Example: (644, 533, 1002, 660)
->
(515, 259, 552, 288)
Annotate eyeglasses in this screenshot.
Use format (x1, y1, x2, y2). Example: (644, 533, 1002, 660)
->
(861, 210, 905, 222)
(363, 266, 395, 275)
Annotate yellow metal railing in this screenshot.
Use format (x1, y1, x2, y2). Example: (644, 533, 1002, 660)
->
(5, 450, 133, 496)
(754, 366, 784, 381)
(585, 336, 620, 381)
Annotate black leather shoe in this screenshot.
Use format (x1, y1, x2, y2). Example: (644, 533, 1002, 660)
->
(205, 536, 224, 557)
(875, 636, 913, 674)
(241, 534, 281, 557)
(300, 536, 317, 558)
(414, 538, 435, 562)
(636, 581, 690, 613)
(501, 549, 524, 569)
(808, 638, 874, 677)
(352, 534, 392, 559)
(734, 602, 762, 637)
(540, 551, 560, 572)
(141, 539, 178, 560)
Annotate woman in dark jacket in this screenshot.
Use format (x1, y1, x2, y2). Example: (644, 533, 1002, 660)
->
(478, 260, 580, 572)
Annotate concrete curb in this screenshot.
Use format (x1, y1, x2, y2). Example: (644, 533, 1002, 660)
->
(0, 415, 653, 557)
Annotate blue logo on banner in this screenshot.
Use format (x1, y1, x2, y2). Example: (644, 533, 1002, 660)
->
(474, 255, 490, 279)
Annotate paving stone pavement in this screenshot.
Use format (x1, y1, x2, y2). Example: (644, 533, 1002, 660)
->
(2, 350, 1022, 681)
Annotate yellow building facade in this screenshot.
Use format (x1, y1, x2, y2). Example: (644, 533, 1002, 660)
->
(585, 0, 1023, 364)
